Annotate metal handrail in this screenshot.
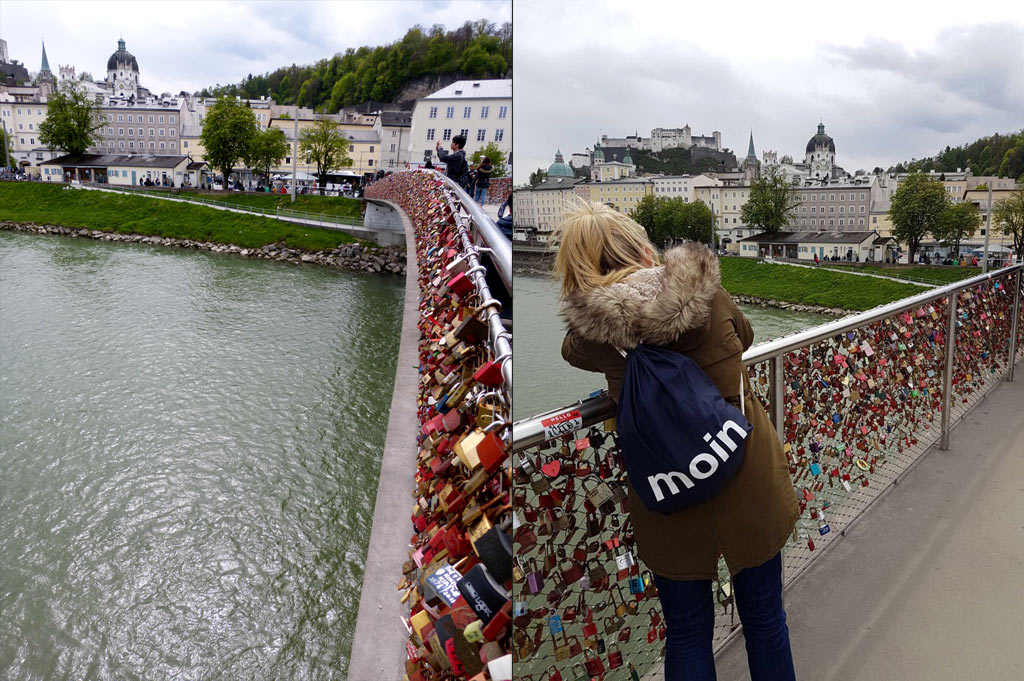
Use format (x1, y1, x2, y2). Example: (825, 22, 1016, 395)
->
(425, 169, 512, 292)
(512, 263, 1024, 451)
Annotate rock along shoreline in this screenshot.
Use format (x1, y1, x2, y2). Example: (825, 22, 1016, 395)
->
(0, 221, 406, 275)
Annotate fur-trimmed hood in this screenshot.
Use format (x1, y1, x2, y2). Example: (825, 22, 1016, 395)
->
(560, 242, 721, 349)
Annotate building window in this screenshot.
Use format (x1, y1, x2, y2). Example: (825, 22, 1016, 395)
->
(149, 128, 154, 137)
(391, 130, 397, 137)
(285, 157, 290, 164)
(872, 216, 877, 223)
(118, 128, 124, 135)
(369, 145, 374, 152)
(159, 129, 165, 136)
(128, 128, 133, 136)
(27, 123, 33, 130)
(463, 106, 472, 118)
(477, 129, 486, 142)
(481, 106, 489, 119)
(16, 108, 21, 115)
(169, 129, 175, 137)
(171, 142, 176, 150)
(119, 141, 125, 148)
(170, 116, 175, 123)
(390, 143, 396, 152)
(150, 142, 155, 149)
(498, 106, 508, 119)
(445, 106, 454, 119)
(389, 159, 395, 167)
(129, 141, 134, 149)
(459, 128, 468, 139)
(160, 142, 165, 149)
(429, 106, 438, 119)
(494, 129, 504, 142)
(443, 129, 452, 141)
(17, 123, 23, 130)
(159, 116, 165, 123)
(118, 115, 123, 122)
(108, 141, 114, 148)
(18, 137, 24, 144)
(839, 193, 845, 201)
(368, 159, 373, 166)
(148, 115, 154, 123)
(426, 128, 435, 141)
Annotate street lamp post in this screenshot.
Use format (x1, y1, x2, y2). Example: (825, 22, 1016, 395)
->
(983, 184, 993, 273)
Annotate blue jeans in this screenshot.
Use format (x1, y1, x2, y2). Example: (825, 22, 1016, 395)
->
(474, 186, 488, 204)
(653, 552, 795, 681)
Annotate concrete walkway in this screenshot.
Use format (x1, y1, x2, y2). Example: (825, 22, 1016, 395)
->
(769, 258, 940, 287)
(716, 375, 1024, 681)
(69, 184, 405, 245)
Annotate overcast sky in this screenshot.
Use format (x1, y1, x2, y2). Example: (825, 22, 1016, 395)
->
(0, 0, 509, 94)
(514, 0, 1024, 184)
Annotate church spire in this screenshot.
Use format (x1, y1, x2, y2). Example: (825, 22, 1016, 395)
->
(40, 38, 50, 73)
(747, 131, 756, 159)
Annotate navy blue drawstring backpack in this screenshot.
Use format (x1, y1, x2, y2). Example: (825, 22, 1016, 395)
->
(617, 344, 753, 515)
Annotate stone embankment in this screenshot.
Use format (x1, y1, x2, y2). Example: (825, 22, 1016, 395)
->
(1, 221, 406, 275)
(731, 293, 848, 316)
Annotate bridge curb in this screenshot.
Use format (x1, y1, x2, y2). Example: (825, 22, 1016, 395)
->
(348, 202, 419, 681)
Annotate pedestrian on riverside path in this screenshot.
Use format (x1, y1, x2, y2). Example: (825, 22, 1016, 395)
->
(554, 202, 799, 681)
(472, 156, 493, 204)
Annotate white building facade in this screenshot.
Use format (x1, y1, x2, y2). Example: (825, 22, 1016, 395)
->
(408, 79, 511, 169)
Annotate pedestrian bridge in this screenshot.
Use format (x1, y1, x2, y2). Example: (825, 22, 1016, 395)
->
(512, 265, 1023, 681)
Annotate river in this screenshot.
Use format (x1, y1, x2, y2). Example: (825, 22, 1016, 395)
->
(0, 230, 402, 681)
(514, 273, 829, 420)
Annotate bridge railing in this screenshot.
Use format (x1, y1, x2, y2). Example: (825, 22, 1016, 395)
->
(358, 169, 514, 680)
(511, 264, 1022, 681)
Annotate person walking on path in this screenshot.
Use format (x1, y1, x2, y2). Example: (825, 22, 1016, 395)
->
(554, 202, 799, 681)
(472, 156, 493, 204)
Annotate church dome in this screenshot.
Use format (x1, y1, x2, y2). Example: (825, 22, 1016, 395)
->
(547, 149, 574, 177)
(806, 123, 835, 154)
(593, 143, 604, 162)
(107, 38, 139, 72)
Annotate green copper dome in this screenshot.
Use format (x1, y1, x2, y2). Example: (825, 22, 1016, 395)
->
(593, 143, 604, 162)
(547, 149, 574, 177)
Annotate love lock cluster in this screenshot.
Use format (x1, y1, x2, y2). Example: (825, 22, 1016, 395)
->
(368, 171, 513, 681)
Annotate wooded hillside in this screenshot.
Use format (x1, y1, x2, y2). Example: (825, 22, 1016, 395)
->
(198, 20, 511, 112)
(894, 130, 1024, 180)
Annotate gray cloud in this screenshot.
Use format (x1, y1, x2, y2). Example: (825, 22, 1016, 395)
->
(516, 15, 1024, 183)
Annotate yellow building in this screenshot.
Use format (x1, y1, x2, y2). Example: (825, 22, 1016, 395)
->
(268, 117, 381, 178)
(588, 178, 653, 213)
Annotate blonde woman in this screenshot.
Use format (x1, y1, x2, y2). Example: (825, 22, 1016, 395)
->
(555, 202, 799, 681)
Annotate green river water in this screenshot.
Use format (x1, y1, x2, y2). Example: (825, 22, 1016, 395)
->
(513, 273, 829, 420)
(0, 230, 403, 681)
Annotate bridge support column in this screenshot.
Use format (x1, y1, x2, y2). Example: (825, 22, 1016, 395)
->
(940, 291, 959, 451)
(1009, 269, 1022, 382)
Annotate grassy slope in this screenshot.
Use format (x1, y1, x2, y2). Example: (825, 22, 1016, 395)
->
(829, 264, 981, 285)
(171, 190, 364, 219)
(719, 257, 928, 310)
(0, 183, 362, 251)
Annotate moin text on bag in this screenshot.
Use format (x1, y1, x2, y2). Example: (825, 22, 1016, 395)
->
(617, 344, 753, 514)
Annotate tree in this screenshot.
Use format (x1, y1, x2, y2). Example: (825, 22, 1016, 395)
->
(630, 196, 715, 247)
(245, 127, 289, 186)
(38, 81, 104, 156)
(993, 187, 1024, 260)
(469, 142, 508, 178)
(299, 116, 352, 194)
(200, 96, 259, 191)
(935, 201, 981, 258)
(889, 172, 949, 264)
(528, 168, 547, 187)
(780, 155, 794, 165)
(740, 167, 801, 234)
(1, 128, 15, 170)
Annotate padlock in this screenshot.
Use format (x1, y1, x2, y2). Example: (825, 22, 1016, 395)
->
(607, 644, 624, 669)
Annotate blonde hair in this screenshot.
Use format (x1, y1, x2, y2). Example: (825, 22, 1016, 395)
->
(553, 201, 660, 298)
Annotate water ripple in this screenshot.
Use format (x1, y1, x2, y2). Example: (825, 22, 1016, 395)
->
(0, 231, 403, 681)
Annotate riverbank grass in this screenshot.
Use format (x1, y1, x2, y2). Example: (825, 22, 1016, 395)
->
(719, 257, 928, 311)
(0, 183, 363, 251)
(169, 189, 364, 220)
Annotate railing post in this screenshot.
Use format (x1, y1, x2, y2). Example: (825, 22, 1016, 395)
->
(1008, 269, 1022, 382)
(770, 355, 785, 444)
(940, 291, 959, 450)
